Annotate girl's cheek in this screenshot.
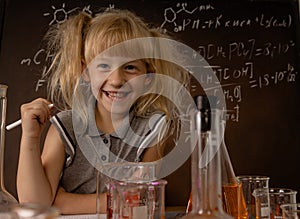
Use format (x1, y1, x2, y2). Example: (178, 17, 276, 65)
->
(89, 70, 106, 87)
(90, 79, 105, 95)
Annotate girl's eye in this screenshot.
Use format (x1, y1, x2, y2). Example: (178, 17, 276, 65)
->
(97, 63, 111, 71)
(125, 65, 136, 71)
(124, 63, 144, 74)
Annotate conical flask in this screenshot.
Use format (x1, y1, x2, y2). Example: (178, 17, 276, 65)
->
(221, 133, 248, 219)
(0, 84, 18, 204)
(182, 95, 233, 219)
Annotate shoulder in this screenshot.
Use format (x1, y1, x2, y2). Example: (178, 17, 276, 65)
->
(51, 110, 73, 130)
(50, 110, 75, 141)
(50, 110, 77, 166)
(131, 111, 167, 132)
(132, 112, 170, 142)
(133, 111, 166, 124)
(55, 110, 72, 121)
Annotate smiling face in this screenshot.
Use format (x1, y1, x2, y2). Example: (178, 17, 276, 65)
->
(86, 56, 150, 117)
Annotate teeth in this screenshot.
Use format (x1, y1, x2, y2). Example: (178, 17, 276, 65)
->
(106, 91, 127, 99)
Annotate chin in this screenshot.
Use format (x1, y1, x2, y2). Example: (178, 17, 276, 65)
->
(110, 105, 131, 115)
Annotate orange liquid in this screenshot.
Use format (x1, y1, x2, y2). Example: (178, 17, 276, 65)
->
(186, 192, 192, 213)
(186, 184, 248, 219)
(222, 183, 248, 219)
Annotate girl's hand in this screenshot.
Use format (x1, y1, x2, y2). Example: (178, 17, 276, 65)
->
(20, 98, 52, 139)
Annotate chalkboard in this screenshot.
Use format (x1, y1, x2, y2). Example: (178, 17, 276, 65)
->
(0, 0, 5, 52)
(0, 0, 300, 206)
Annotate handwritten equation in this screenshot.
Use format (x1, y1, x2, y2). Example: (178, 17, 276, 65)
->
(191, 61, 298, 122)
(249, 63, 297, 88)
(16, 1, 299, 124)
(197, 39, 295, 61)
(160, 2, 292, 32)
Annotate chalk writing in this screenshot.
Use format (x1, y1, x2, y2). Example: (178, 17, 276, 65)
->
(20, 49, 54, 91)
(43, 3, 81, 25)
(15, 1, 299, 125)
(160, 2, 292, 32)
(20, 3, 114, 92)
(43, 3, 116, 25)
(160, 3, 215, 32)
(256, 14, 292, 28)
(224, 104, 240, 122)
(249, 63, 297, 88)
(212, 62, 254, 82)
(192, 60, 298, 122)
(197, 39, 295, 61)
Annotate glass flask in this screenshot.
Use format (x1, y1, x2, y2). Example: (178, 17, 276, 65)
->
(221, 138, 248, 219)
(182, 95, 233, 219)
(0, 84, 18, 204)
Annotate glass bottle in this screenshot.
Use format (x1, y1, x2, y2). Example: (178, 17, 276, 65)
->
(182, 95, 233, 219)
(0, 84, 18, 204)
(221, 136, 248, 219)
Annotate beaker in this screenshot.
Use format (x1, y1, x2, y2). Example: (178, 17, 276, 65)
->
(115, 179, 167, 219)
(252, 188, 270, 219)
(280, 203, 300, 219)
(237, 175, 270, 219)
(0, 84, 18, 204)
(97, 162, 166, 219)
(269, 188, 297, 219)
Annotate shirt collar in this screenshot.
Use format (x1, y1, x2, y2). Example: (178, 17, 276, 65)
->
(86, 99, 133, 139)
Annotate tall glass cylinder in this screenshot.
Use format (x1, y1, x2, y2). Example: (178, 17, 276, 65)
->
(182, 96, 233, 219)
(0, 84, 18, 204)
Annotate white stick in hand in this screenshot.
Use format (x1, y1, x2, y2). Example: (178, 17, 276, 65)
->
(6, 103, 54, 131)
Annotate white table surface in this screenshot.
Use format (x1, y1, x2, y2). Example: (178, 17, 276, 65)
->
(58, 211, 186, 219)
(58, 214, 102, 219)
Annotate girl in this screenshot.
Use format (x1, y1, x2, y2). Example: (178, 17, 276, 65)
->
(17, 9, 190, 214)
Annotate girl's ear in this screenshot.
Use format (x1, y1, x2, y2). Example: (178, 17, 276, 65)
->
(82, 68, 90, 82)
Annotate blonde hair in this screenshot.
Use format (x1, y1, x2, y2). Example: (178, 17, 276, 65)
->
(44, 9, 190, 122)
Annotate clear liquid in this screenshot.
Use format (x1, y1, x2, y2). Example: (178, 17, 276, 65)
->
(0, 88, 18, 204)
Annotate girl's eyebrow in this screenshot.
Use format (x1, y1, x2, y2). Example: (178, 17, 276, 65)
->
(94, 57, 110, 63)
(93, 56, 142, 68)
(124, 59, 145, 65)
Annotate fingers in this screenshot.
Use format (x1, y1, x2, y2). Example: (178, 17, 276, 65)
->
(20, 98, 53, 136)
(22, 99, 51, 122)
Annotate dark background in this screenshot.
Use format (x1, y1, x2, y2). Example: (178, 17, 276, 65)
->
(0, 0, 299, 206)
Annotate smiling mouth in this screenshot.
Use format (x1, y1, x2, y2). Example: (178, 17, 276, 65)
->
(103, 90, 130, 101)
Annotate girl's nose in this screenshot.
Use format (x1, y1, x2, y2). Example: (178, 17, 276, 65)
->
(107, 68, 125, 87)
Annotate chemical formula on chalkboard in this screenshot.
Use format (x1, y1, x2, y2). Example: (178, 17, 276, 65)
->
(196, 39, 295, 61)
(9, 0, 300, 125)
(160, 2, 292, 32)
(249, 63, 297, 88)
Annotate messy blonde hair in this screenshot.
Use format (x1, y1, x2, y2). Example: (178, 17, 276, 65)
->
(44, 9, 190, 122)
